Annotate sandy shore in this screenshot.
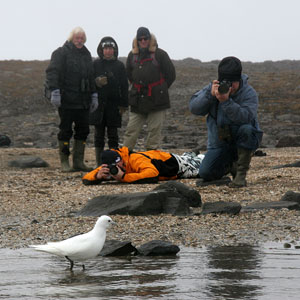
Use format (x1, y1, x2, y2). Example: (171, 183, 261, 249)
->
(0, 147, 300, 249)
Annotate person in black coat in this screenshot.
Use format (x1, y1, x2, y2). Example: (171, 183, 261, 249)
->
(91, 36, 128, 166)
(46, 27, 98, 172)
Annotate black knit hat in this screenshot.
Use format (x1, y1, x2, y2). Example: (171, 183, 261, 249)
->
(218, 56, 242, 82)
(101, 150, 121, 165)
(136, 27, 150, 39)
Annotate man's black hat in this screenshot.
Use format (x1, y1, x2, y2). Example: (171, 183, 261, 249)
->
(101, 150, 121, 165)
(136, 27, 151, 39)
(218, 56, 242, 82)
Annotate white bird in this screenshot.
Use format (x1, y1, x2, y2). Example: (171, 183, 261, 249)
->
(30, 215, 114, 270)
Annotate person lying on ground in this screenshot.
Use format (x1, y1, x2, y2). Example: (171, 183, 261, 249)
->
(82, 147, 204, 185)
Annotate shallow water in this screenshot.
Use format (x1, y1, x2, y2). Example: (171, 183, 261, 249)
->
(1, 242, 300, 299)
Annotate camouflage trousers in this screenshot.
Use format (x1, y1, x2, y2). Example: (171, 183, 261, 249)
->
(172, 152, 205, 179)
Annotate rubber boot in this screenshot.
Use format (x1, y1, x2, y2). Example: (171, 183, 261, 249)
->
(58, 140, 72, 172)
(229, 148, 252, 188)
(230, 161, 237, 179)
(95, 147, 103, 167)
(72, 140, 93, 171)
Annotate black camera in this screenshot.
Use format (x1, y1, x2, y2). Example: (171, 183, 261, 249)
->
(108, 164, 119, 175)
(218, 80, 232, 94)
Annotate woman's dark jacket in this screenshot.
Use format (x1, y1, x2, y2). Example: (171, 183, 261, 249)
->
(126, 34, 176, 114)
(93, 37, 128, 127)
(46, 41, 95, 109)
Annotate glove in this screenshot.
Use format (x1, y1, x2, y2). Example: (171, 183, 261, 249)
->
(50, 89, 61, 108)
(119, 106, 127, 115)
(90, 93, 99, 113)
(95, 76, 108, 87)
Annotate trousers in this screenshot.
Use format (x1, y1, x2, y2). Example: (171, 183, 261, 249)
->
(94, 124, 118, 149)
(123, 109, 166, 151)
(199, 124, 263, 181)
(58, 108, 90, 141)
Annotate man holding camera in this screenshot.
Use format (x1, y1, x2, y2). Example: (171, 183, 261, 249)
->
(82, 147, 204, 185)
(189, 56, 263, 187)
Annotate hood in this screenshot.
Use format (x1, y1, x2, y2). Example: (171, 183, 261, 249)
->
(114, 146, 130, 165)
(234, 74, 248, 96)
(97, 36, 119, 59)
(131, 33, 157, 54)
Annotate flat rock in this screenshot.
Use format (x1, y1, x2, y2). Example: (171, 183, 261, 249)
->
(8, 156, 49, 168)
(99, 240, 138, 256)
(137, 240, 180, 256)
(276, 135, 300, 147)
(196, 177, 232, 187)
(281, 191, 300, 204)
(242, 200, 300, 212)
(272, 161, 300, 169)
(200, 201, 241, 215)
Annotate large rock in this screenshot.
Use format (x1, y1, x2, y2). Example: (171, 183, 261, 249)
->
(8, 156, 49, 168)
(153, 181, 201, 207)
(76, 190, 191, 216)
(137, 240, 180, 256)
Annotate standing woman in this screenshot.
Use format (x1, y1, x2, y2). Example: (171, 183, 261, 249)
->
(46, 27, 98, 172)
(92, 36, 128, 166)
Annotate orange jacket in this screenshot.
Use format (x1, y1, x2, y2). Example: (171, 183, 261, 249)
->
(82, 147, 178, 185)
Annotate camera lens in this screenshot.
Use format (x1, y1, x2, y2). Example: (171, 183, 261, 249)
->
(218, 81, 232, 94)
(109, 164, 119, 175)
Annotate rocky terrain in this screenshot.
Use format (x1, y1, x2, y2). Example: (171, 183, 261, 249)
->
(0, 146, 299, 249)
(0, 59, 300, 250)
(1, 58, 300, 149)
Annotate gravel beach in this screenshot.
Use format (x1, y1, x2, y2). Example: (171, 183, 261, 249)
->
(1, 147, 299, 249)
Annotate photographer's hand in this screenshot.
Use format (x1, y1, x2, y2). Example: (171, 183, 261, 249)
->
(211, 80, 219, 97)
(215, 88, 231, 103)
(96, 165, 110, 180)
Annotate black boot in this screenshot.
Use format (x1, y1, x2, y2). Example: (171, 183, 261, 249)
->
(58, 140, 72, 172)
(229, 148, 252, 188)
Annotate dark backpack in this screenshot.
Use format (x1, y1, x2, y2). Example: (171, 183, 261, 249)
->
(0, 134, 11, 147)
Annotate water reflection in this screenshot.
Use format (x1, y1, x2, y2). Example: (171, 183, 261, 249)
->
(205, 244, 262, 299)
(1, 244, 300, 299)
(53, 256, 179, 299)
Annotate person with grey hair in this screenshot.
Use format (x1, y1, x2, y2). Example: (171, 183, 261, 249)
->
(123, 26, 176, 151)
(46, 26, 97, 172)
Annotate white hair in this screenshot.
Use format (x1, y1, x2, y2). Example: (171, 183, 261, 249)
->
(67, 27, 87, 43)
